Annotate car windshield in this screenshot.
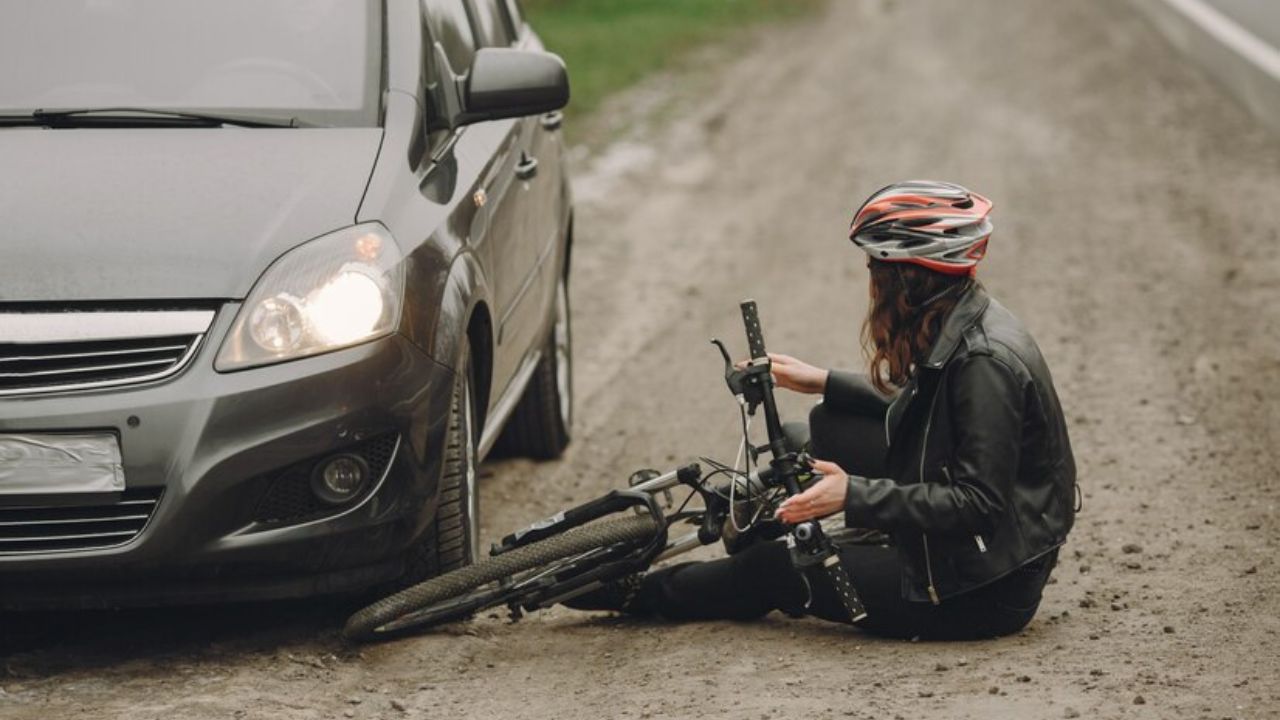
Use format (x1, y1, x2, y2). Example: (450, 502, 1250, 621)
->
(0, 0, 382, 127)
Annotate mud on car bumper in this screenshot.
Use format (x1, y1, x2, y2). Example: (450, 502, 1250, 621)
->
(0, 311, 456, 610)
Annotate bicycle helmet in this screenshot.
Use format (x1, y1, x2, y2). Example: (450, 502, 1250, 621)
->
(849, 180, 994, 276)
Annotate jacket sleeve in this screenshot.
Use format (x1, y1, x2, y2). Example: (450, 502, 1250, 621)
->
(844, 354, 1023, 536)
(823, 369, 893, 417)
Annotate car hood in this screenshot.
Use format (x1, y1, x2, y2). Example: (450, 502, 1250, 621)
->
(0, 128, 383, 302)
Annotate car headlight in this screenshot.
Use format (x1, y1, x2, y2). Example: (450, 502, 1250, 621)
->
(215, 224, 406, 372)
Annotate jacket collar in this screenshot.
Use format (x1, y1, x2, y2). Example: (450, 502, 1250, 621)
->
(919, 283, 990, 371)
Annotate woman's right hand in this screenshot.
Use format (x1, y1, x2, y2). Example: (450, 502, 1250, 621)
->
(766, 353, 828, 395)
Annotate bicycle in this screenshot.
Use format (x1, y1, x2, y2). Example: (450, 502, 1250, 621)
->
(343, 300, 867, 641)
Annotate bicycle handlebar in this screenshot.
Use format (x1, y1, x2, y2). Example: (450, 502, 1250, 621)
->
(734, 298, 868, 624)
(740, 300, 767, 361)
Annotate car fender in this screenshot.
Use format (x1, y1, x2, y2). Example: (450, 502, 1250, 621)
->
(431, 249, 494, 374)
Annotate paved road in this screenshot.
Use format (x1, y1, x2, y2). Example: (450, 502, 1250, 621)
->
(2, 1, 1278, 718)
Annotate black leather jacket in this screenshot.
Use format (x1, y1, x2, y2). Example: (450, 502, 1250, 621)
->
(826, 285, 1076, 603)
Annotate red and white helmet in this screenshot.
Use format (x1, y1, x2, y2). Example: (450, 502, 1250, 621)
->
(849, 180, 994, 276)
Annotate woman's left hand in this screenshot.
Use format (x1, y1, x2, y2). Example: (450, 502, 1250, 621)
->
(775, 459, 849, 524)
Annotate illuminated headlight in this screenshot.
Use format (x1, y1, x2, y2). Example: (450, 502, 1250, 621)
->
(216, 224, 406, 371)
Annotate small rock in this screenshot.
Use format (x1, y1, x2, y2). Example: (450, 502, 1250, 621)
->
(918, 690, 934, 698)
(1089, 669, 1105, 677)
(391, 699, 408, 713)
(1079, 598, 1096, 609)
(1122, 543, 1143, 555)
(1017, 675, 1032, 683)
(347, 697, 362, 705)
(1163, 625, 1175, 634)
(1133, 695, 1146, 705)
(988, 686, 1000, 695)
(1244, 566, 1258, 575)
(343, 712, 354, 719)
(1065, 708, 1081, 719)
(1124, 561, 1142, 570)
(934, 662, 949, 672)
(956, 658, 969, 667)
(1110, 602, 1124, 611)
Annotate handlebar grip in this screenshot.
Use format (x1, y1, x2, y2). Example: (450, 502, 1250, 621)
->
(740, 300, 767, 360)
(823, 556, 868, 623)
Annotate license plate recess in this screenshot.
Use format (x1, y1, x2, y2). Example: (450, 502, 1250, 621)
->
(0, 433, 125, 496)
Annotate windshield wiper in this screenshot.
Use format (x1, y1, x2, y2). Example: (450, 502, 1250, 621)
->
(0, 107, 306, 128)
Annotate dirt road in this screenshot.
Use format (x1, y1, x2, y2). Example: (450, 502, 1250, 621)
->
(3, 1, 1278, 718)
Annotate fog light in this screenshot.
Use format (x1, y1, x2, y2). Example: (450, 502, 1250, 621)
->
(311, 454, 370, 505)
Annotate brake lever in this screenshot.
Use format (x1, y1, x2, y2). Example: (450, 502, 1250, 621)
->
(710, 338, 747, 398)
(711, 338, 771, 416)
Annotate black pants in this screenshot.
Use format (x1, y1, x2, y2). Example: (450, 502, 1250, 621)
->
(628, 402, 1055, 641)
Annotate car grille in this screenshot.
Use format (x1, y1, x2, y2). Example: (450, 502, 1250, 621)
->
(0, 335, 203, 396)
(253, 433, 401, 525)
(0, 487, 162, 554)
(0, 308, 214, 397)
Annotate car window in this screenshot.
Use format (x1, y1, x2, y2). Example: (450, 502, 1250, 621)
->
(469, 0, 515, 47)
(0, 0, 382, 127)
(422, 0, 477, 76)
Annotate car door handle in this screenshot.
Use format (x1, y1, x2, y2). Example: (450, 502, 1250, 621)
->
(515, 152, 539, 180)
(540, 111, 563, 131)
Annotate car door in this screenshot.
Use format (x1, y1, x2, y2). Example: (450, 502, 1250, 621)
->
(464, 0, 547, 390)
(421, 0, 534, 397)
(506, 0, 566, 303)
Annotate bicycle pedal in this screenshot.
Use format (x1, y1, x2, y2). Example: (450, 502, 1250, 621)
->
(627, 468, 661, 487)
(627, 468, 673, 511)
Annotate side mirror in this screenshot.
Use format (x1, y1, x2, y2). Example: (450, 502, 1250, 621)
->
(457, 48, 569, 127)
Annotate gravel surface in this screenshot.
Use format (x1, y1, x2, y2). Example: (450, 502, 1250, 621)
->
(2, 1, 1278, 718)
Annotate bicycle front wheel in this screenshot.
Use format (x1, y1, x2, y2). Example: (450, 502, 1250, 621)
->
(343, 514, 659, 642)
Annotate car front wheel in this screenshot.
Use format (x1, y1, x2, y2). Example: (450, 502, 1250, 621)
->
(402, 339, 480, 583)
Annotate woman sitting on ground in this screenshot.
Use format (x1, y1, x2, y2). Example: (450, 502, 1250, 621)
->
(567, 180, 1077, 641)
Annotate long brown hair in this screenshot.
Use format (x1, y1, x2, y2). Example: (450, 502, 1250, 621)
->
(861, 260, 975, 394)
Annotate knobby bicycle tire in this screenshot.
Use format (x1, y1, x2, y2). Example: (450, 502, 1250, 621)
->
(344, 514, 659, 641)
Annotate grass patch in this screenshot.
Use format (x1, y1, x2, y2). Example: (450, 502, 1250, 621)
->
(522, 0, 822, 119)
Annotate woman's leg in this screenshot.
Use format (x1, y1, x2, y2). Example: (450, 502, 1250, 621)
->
(626, 540, 809, 621)
(575, 532, 1052, 636)
(803, 541, 935, 637)
(804, 542, 1057, 639)
(808, 402, 888, 479)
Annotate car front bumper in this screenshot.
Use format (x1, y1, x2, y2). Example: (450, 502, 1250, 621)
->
(0, 307, 456, 609)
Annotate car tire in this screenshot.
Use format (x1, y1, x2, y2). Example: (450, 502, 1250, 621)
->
(403, 339, 481, 583)
(494, 271, 572, 460)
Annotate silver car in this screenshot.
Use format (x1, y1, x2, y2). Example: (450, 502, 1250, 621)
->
(0, 0, 574, 607)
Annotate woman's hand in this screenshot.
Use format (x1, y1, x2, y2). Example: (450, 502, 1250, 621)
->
(775, 459, 849, 524)
(764, 353, 829, 395)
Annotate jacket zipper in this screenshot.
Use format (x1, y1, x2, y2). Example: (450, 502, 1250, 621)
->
(940, 463, 987, 554)
(919, 389, 941, 605)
